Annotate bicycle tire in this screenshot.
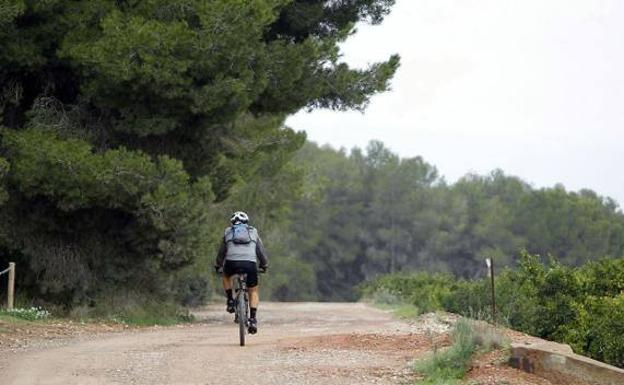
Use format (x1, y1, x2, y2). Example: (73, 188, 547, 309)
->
(238, 289, 246, 346)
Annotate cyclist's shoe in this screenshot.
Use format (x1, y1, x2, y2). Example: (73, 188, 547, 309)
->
(248, 317, 258, 334)
(226, 299, 235, 314)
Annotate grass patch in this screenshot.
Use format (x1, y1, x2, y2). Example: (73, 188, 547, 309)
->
(370, 301, 421, 319)
(0, 313, 31, 325)
(0, 308, 49, 332)
(393, 303, 421, 319)
(66, 291, 194, 326)
(368, 287, 404, 305)
(69, 296, 194, 326)
(415, 320, 477, 384)
(0, 298, 193, 329)
(415, 319, 509, 385)
(471, 322, 510, 352)
(365, 287, 422, 319)
(1, 306, 50, 320)
(113, 305, 194, 326)
(0, 307, 50, 323)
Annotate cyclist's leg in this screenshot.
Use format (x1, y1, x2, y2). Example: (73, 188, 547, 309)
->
(247, 286, 259, 333)
(245, 264, 259, 314)
(244, 262, 259, 333)
(222, 260, 235, 292)
(249, 286, 259, 309)
(222, 262, 236, 313)
(222, 274, 232, 291)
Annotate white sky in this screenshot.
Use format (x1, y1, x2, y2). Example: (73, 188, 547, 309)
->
(286, 0, 624, 206)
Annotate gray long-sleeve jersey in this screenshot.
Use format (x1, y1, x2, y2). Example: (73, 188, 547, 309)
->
(215, 225, 268, 267)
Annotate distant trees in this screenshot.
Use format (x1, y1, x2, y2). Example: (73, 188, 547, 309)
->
(274, 142, 624, 300)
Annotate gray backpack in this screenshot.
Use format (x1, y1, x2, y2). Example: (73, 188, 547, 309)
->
(230, 224, 252, 244)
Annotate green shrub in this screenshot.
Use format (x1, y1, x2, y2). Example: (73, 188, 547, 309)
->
(1, 306, 50, 321)
(68, 292, 192, 326)
(561, 295, 624, 367)
(362, 273, 455, 313)
(500, 255, 583, 340)
(367, 287, 404, 305)
(580, 259, 624, 297)
(442, 279, 490, 319)
(113, 302, 193, 326)
(393, 304, 420, 319)
(471, 322, 510, 352)
(415, 319, 507, 384)
(415, 320, 478, 384)
(363, 253, 624, 368)
(173, 270, 212, 307)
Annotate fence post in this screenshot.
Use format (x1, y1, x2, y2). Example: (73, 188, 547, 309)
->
(486, 258, 496, 323)
(7, 262, 15, 310)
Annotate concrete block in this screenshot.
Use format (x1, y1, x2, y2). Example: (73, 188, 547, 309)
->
(510, 342, 624, 385)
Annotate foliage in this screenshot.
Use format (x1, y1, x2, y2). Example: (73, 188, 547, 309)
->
(67, 291, 193, 326)
(112, 302, 194, 326)
(361, 273, 455, 313)
(366, 286, 403, 306)
(282, 141, 444, 300)
(392, 303, 421, 319)
(415, 319, 505, 385)
(279, 141, 624, 301)
(0, 0, 398, 309)
(364, 254, 624, 368)
(1, 306, 50, 321)
(561, 294, 624, 367)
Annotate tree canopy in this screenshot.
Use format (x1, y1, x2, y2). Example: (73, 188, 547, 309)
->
(0, 0, 399, 307)
(272, 142, 624, 300)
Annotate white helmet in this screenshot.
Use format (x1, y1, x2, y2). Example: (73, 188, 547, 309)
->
(230, 211, 249, 224)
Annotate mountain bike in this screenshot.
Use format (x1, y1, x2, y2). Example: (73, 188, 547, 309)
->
(232, 273, 250, 347)
(218, 267, 266, 346)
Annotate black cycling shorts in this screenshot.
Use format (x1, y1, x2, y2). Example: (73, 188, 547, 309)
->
(223, 260, 258, 287)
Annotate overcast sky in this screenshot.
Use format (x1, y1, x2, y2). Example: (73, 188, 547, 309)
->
(286, 0, 624, 206)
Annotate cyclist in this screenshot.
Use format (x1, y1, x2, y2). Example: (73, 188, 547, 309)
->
(215, 211, 268, 334)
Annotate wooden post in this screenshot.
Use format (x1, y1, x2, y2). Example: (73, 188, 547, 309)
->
(486, 258, 496, 323)
(7, 262, 15, 310)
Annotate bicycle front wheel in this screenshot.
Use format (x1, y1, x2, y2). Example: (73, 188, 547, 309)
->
(237, 291, 246, 346)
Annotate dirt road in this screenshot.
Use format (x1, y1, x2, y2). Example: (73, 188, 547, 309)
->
(1, 302, 452, 385)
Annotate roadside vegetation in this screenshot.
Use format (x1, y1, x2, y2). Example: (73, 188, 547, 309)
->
(363, 253, 624, 368)
(69, 301, 194, 326)
(414, 319, 508, 384)
(0, 306, 50, 321)
(0, 303, 190, 327)
(0, 307, 50, 325)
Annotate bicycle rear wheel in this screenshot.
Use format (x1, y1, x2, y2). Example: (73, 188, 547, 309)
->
(237, 290, 246, 346)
